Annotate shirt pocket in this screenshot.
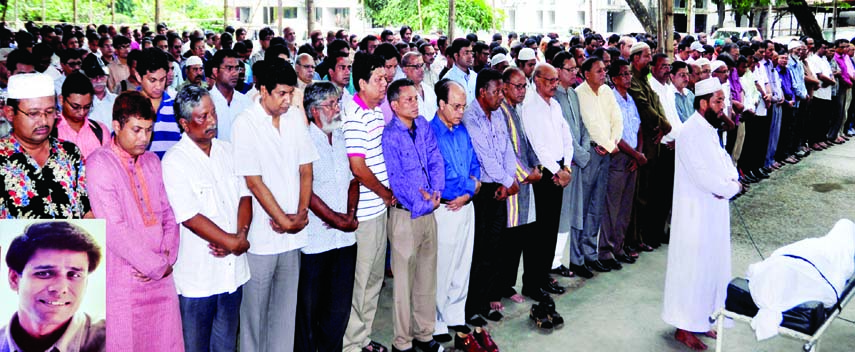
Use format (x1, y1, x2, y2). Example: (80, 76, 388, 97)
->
(193, 182, 220, 219)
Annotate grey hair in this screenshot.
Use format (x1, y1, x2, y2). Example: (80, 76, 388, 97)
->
(174, 85, 210, 125)
(296, 53, 314, 65)
(303, 81, 341, 123)
(401, 51, 422, 66)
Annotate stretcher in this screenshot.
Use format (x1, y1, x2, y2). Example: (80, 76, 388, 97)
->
(711, 274, 855, 352)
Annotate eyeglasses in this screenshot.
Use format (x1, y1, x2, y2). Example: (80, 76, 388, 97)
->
(66, 102, 93, 111)
(561, 66, 579, 73)
(403, 64, 423, 69)
(318, 103, 340, 110)
(449, 103, 466, 112)
(15, 106, 58, 119)
(713, 69, 728, 74)
(507, 82, 526, 90)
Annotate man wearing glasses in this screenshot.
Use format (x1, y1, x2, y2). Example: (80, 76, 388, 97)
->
(418, 43, 439, 89)
(56, 72, 111, 158)
(401, 52, 437, 121)
(0, 73, 91, 219)
(295, 54, 316, 90)
(54, 49, 84, 95)
(209, 50, 251, 142)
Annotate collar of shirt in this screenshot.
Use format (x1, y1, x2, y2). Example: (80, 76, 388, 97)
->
(1, 134, 63, 163)
(3, 312, 95, 352)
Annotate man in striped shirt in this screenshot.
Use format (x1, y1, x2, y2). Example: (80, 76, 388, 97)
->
(135, 48, 179, 158)
(342, 52, 395, 352)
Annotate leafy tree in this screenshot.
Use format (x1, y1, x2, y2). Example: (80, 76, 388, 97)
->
(116, 0, 135, 17)
(372, 0, 502, 34)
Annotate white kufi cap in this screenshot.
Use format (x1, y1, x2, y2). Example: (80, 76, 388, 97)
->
(7, 73, 55, 100)
(695, 77, 723, 96)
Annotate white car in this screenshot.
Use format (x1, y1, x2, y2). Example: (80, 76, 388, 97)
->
(712, 27, 762, 42)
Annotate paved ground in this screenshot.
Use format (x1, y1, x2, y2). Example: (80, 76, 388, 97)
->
(370, 139, 855, 351)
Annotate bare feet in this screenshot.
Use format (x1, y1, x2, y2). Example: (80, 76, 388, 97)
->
(489, 301, 504, 311)
(702, 329, 717, 339)
(509, 293, 525, 303)
(675, 329, 708, 350)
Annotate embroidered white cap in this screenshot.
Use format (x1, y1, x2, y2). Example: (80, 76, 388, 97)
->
(695, 77, 723, 96)
(518, 48, 536, 61)
(630, 42, 650, 56)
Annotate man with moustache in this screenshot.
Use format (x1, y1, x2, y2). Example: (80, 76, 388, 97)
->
(445, 39, 478, 103)
(162, 85, 252, 352)
(87, 91, 183, 351)
(520, 63, 573, 326)
(179, 56, 207, 90)
(0, 73, 91, 219)
(81, 55, 116, 132)
(231, 59, 318, 352)
(662, 77, 742, 351)
(401, 52, 437, 121)
(209, 50, 251, 142)
(1, 221, 105, 352)
(55, 72, 112, 158)
(295, 82, 361, 352)
(328, 51, 353, 109)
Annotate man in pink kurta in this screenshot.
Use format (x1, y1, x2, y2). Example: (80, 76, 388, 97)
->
(86, 91, 184, 351)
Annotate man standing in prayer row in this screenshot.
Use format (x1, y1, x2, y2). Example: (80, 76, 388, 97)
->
(662, 77, 742, 351)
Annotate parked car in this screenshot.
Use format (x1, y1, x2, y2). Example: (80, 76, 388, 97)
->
(712, 27, 762, 42)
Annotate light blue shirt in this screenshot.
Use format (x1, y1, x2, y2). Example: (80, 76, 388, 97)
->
(613, 87, 641, 149)
(444, 64, 477, 103)
(787, 54, 808, 105)
(674, 88, 695, 123)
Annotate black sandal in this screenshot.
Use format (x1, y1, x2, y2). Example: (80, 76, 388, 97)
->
(529, 303, 554, 331)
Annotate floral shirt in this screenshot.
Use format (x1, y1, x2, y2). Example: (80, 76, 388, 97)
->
(0, 135, 90, 218)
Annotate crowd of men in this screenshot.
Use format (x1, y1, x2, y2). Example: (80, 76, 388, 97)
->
(0, 19, 851, 352)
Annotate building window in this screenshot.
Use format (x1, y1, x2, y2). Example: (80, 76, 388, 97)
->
(263, 7, 275, 25)
(315, 7, 323, 24)
(333, 8, 350, 28)
(235, 7, 250, 23)
(283, 7, 297, 19)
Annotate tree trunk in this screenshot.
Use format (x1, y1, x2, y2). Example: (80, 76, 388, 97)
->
(787, 0, 823, 41)
(307, 0, 315, 36)
(716, 0, 724, 29)
(663, 0, 674, 57)
(624, 0, 657, 35)
(756, 9, 769, 39)
(449, 0, 455, 40)
(734, 12, 741, 27)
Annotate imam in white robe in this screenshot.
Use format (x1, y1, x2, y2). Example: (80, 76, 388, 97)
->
(662, 111, 741, 332)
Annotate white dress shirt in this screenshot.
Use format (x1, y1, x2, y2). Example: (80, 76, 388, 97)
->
(419, 80, 438, 121)
(162, 135, 251, 297)
(232, 100, 320, 255)
(649, 77, 684, 143)
(210, 86, 252, 142)
(90, 92, 117, 132)
(520, 90, 574, 174)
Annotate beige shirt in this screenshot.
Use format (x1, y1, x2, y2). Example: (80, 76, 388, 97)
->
(575, 81, 623, 152)
(107, 61, 130, 95)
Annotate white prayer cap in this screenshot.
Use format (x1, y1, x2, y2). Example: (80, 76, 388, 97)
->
(185, 56, 203, 67)
(518, 48, 536, 61)
(7, 73, 55, 100)
(710, 60, 727, 73)
(490, 53, 510, 67)
(630, 42, 650, 56)
(694, 58, 711, 66)
(787, 40, 805, 51)
(690, 41, 705, 53)
(695, 77, 723, 96)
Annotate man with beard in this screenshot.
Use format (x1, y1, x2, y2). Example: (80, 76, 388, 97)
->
(82, 54, 116, 132)
(209, 50, 251, 142)
(162, 85, 251, 352)
(232, 59, 317, 352)
(662, 77, 742, 351)
(1, 222, 105, 352)
(180, 56, 207, 90)
(0, 73, 91, 219)
(295, 82, 360, 352)
(55, 72, 111, 158)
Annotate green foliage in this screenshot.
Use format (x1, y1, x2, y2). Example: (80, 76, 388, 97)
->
(10, 0, 221, 30)
(116, 0, 135, 17)
(373, 0, 504, 33)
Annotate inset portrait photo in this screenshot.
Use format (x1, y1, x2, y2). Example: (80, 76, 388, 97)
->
(0, 219, 106, 352)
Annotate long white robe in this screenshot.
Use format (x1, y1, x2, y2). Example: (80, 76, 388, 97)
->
(662, 111, 741, 332)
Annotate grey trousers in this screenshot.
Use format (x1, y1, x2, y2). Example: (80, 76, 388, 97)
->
(573, 151, 610, 264)
(343, 214, 388, 352)
(599, 152, 637, 260)
(239, 250, 301, 352)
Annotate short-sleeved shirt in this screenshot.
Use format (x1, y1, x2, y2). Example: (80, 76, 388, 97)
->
(148, 92, 181, 159)
(613, 88, 642, 149)
(90, 92, 117, 132)
(56, 116, 112, 159)
(304, 124, 356, 255)
(162, 134, 251, 297)
(232, 100, 319, 255)
(342, 94, 389, 221)
(444, 64, 478, 103)
(210, 87, 252, 142)
(0, 136, 90, 219)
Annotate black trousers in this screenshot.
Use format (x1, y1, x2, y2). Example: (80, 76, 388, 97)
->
(809, 98, 833, 144)
(829, 90, 847, 139)
(775, 104, 797, 160)
(466, 182, 507, 316)
(637, 147, 674, 246)
(498, 222, 538, 297)
(295, 245, 357, 352)
(530, 169, 562, 289)
(740, 114, 772, 172)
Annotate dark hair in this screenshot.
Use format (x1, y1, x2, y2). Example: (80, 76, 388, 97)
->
(386, 78, 415, 104)
(232, 41, 248, 55)
(258, 58, 298, 93)
(670, 60, 689, 75)
(259, 27, 275, 41)
(134, 48, 169, 77)
(651, 53, 668, 68)
(113, 91, 155, 126)
(298, 43, 317, 59)
(265, 44, 290, 62)
(6, 221, 102, 274)
(476, 68, 502, 97)
(328, 39, 349, 55)
(580, 56, 603, 73)
(447, 38, 472, 59)
(33, 42, 54, 59)
(608, 58, 629, 77)
(466, 33, 479, 43)
(693, 93, 715, 110)
(59, 48, 84, 64)
(501, 66, 524, 83)
(210, 49, 241, 70)
(270, 37, 287, 48)
(359, 35, 378, 52)
(434, 78, 461, 105)
(352, 52, 386, 93)
(336, 29, 348, 40)
(473, 41, 489, 54)
(112, 34, 131, 48)
(6, 49, 35, 72)
(399, 25, 412, 37)
(544, 46, 563, 62)
(551, 51, 573, 69)
(418, 42, 433, 55)
(374, 43, 400, 63)
(608, 34, 620, 45)
(61, 71, 94, 98)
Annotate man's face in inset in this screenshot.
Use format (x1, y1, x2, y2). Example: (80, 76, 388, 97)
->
(9, 249, 90, 334)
